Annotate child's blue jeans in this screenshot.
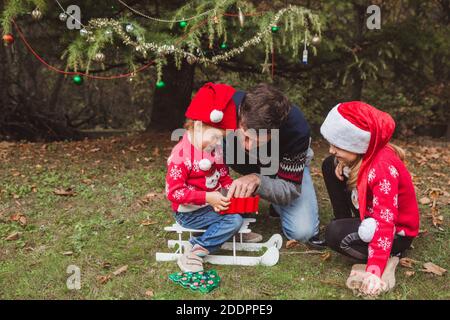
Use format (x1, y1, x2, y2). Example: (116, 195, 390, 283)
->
(175, 206, 243, 253)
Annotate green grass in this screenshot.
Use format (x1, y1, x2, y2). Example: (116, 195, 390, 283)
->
(0, 134, 448, 300)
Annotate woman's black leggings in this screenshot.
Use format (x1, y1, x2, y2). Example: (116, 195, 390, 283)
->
(322, 155, 412, 261)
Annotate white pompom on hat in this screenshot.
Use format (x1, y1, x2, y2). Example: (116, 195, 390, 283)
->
(209, 109, 224, 123)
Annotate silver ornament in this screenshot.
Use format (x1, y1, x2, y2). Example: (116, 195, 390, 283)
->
(125, 24, 134, 33)
(59, 12, 68, 21)
(80, 28, 88, 37)
(32, 8, 43, 20)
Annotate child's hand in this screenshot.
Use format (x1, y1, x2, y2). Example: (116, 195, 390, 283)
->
(359, 272, 387, 296)
(206, 192, 230, 212)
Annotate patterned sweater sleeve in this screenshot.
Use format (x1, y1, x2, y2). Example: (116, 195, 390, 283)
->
(166, 160, 206, 205)
(366, 162, 399, 277)
(216, 163, 233, 190)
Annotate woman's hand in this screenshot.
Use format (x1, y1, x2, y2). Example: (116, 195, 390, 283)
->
(359, 272, 387, 296)
(206, 191, 231, 212)
(335, 161, 345, 181)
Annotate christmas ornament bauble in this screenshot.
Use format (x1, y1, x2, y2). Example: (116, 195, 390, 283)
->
(271, 25, 279, 33)
(179, 20, 188, 28)
(302, 49, 308, 64)
(312, 35, 321, 44)
(80, 28, 88, 37)
(187, 55, 197, 65)
(94, 52, 105, 62)
(73, 75, 84, 85)
(238, 8, 245, 28)
(32, 8, 43, 20)
(59, 12, 68, 21)
(3, 34, 14, 45)
(125, 24, 134, 33)
(220, 43, 228, 50)
(156, 80, 166, 89)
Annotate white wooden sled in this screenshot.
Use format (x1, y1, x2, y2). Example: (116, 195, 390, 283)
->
(155, 218, 282, 266)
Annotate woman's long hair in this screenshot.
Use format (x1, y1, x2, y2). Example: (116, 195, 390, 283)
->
(346, 143, 406, 189)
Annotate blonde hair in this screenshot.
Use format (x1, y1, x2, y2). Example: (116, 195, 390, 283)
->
(346, 143, 406, 189)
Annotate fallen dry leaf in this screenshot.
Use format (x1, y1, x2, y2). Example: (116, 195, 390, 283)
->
(97, 275, 112, 284)
(145, 290, 154, 298)
(54, 187, 76, 197)
(320, 251, 331, 261)
(62, 251, 73, 256)
(405, 270, 415, 277)
(421, 262, 447, 276)
(10, 213, 27, 226)
(112, 265, 128, 276)
(286, 239, 300, 249)
(140, 219, 157, 226)
(399, 257, 419, 268)
(419, 197, 431, 205)
(5, 231, 21, 241)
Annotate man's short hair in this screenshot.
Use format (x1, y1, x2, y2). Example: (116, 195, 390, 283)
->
(239, 83, 291, 130)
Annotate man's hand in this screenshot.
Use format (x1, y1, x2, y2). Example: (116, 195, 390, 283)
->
(226, 174, 261, 198)
(206, 191, 230, 212)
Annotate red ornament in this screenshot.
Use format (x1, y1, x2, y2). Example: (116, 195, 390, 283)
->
(3, 34, 14, 45)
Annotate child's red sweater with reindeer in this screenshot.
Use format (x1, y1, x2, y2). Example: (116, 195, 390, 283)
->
(364, 146, 419, 275)
(165, 133, 233, 212)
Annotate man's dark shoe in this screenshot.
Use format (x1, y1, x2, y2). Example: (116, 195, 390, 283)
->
(307, 234, 327, 250)
(269, 204, 280, 218)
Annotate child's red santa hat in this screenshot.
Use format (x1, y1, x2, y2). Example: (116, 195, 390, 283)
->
(185, 82, 237, 130)
(320, 101, 396, 219)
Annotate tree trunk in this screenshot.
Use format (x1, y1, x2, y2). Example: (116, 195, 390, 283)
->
(149, 57, 196, 130)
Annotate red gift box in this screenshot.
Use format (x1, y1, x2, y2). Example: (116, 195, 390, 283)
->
(220, 195, 260, 214)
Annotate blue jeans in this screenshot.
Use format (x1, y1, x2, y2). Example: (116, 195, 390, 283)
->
(175, 206, 243, 253)
(272, 167, 320, 241)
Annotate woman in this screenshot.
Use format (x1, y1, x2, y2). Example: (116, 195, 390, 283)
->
(320, 101, 419, 296)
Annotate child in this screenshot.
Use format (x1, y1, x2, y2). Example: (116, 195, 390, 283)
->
(165, 83, 243, 272)
(320, 101, 419, 296)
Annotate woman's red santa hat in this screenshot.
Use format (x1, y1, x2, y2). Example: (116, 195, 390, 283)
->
(320, 101, 396, 219)
(185, 82, 237, 130)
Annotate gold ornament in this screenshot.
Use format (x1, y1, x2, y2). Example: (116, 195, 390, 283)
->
(94, 52, 105, 62)
(32, 8, 43, 20)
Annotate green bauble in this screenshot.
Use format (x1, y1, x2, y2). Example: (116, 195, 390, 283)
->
(271, 25, 280, 33)
(220, 43, 228, 50)
(179, 21, 188, 28)
(73, 75, 84, 85)
(156, 80, 166, 89)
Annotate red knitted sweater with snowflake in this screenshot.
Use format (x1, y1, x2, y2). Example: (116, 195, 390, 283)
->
(165, 133, 233, 213)
(364, 146, 419, 276)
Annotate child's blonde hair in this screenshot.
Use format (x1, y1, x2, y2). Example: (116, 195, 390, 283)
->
(183, 119, 226, 135)
(347, 143, 406, 189)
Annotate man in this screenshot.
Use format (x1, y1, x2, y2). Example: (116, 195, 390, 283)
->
(224, 83, 323, 247)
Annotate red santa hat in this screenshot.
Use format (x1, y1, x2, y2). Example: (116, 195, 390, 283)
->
(185, 82, 237, 130)
(320, 101, 396, 219)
